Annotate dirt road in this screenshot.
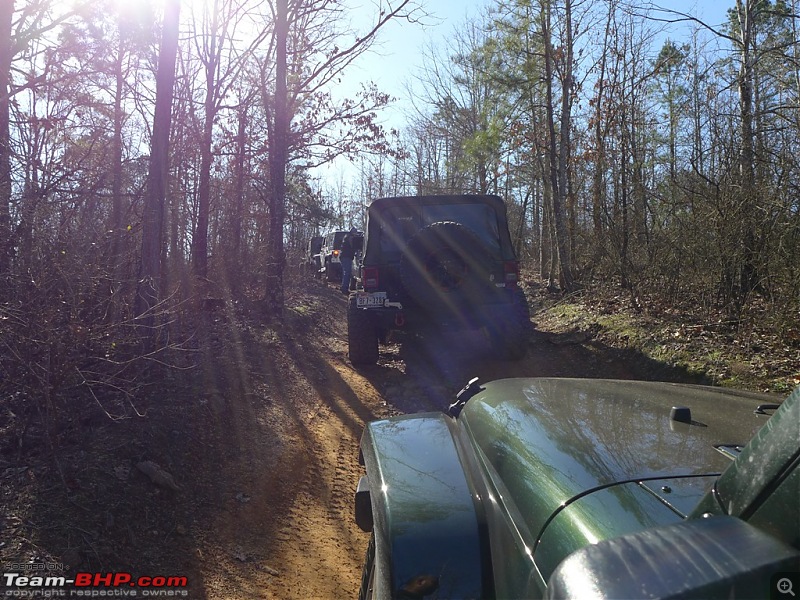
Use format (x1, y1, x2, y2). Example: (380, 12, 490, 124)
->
(192, 280, 703, 599)
(1, 280, 707, 600)
(189, 283, 385, 599)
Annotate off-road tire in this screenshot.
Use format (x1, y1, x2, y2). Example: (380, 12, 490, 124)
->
(348, 295, 379, 365)
(488, 287, 531, 360)
(325, 261, 336, 282)
(399, 221, 493, 310)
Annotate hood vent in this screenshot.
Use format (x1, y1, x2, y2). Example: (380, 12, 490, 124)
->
(715, 444, 744, 460)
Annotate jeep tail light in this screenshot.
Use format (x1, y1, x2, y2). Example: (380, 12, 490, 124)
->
(503, 261, 519, 288)
(333, 249, 340, 257)
(363, 266, 379, 290)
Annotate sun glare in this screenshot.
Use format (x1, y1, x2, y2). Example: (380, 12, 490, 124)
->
(108, 0, 215, 33)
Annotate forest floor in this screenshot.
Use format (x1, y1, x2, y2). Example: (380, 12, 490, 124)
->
(0, 275, 797, 599)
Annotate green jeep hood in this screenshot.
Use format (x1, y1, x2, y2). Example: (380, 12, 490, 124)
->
(461, 378, 777, 584)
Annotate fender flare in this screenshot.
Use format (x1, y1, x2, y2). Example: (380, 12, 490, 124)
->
(358, 413, 490, 599)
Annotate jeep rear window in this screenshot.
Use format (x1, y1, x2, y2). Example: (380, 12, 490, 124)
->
(329, 231, 346, 249)
(379, 203, 502, 256)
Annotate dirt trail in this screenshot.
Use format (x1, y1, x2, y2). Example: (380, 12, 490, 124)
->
(194, 285, 390, 599)
(190, 279, 693, 599)
(0, 279, 779, 600)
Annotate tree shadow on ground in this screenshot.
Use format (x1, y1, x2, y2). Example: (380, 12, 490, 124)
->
(0, 370, 215, 599)
(355, 324, 714, 416)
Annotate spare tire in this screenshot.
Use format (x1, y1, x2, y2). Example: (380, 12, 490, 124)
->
(399, 221, 493, 310)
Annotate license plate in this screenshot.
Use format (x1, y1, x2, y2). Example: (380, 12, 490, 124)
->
(356, 292, 386, 308)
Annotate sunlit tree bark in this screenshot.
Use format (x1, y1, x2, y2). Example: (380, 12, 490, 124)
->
(136, 0, 180, 320)
(0, 0, 13, 280)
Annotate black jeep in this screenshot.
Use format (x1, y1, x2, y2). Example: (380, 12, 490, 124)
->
(347, 194, 530, 365)
(320, 230, 349, 282)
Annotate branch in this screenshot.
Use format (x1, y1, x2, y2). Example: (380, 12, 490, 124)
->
(297, 0, 419, 92)
(11, 0, 94, 56)
(621, 1, 740, 46)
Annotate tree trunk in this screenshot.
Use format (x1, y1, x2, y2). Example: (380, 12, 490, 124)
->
(736, 0, 759, 306)
(542, 0, 575, 292)
(265, 0, 288, 314)
(191, 0, 221, 281)
(0, 0, 13, 281)
(136, 0, 180, 321)
(591, 7, 610, 240)
(530, 181, 541, 271)
(230, 103, 248, 297)
(620, 110, 630, 289)
(515, 188, 531, 258)
(108, 33, 126, 321)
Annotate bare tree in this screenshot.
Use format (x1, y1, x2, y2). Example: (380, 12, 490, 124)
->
(0, 0, 12, 280)
(735, 0, 760, 303)
(411, 16, 509, 195)
(589, 2, 617, 242)
(265, 0, 288, 311)
(189, 0, 270, 281)
(542, 0, 575, 291)
(136, 0, 181, 323)
(260, 0, 420, 313)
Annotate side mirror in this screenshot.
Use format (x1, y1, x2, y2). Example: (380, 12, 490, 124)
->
(545, 516, 800, 599)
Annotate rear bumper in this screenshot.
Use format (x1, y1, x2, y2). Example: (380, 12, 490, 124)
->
(356, 292, 516, 332)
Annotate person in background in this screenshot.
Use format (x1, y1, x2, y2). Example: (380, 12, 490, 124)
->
(340, 228, 357, 295)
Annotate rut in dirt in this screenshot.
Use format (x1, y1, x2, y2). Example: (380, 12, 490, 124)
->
(191, 283, 390, 600)
(173, 281, 711, 599)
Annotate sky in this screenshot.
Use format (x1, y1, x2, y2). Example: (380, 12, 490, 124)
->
(318, 0, 734, 191)
(344, 0, 484, 129)
(343, 0, 734, 132)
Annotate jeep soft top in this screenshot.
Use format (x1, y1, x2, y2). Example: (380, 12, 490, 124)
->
(361, 195, 517, 266)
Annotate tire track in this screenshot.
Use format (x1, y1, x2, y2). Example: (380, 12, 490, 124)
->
(257, 405, 365, 599)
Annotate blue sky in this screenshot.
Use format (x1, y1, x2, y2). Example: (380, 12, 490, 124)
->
(343, 0, 733, 131)
(318, 0, 735, 191)
(342, 0, 484, 129)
